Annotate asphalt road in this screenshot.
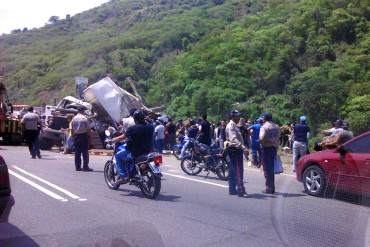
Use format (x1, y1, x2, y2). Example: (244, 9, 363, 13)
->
(0, 146, 369, 247)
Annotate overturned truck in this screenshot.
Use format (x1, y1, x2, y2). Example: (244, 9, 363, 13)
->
(39, 77, 147, 150)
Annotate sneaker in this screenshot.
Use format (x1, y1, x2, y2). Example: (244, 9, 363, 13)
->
(229, 191, 237, 195)
(82, 167, 93, 172)
(31, 156, 36, 159)
(76, 168, 82, 171)
(37, 154, 42, 159)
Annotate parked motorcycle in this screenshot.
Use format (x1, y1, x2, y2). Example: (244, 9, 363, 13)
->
(180, 140, 229, 181)
(103, 130, 162, 199)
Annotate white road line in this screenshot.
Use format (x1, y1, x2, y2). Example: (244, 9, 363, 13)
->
(9, 169, 68, 202)
(12, 165, 86, 201)
(162, 172, 228, 188)
(167, 169, 178, 173)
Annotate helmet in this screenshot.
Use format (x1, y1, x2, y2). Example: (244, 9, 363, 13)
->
(230, 109, 241, 118)
(133, 110, 145, 123)
(299, 116, 306, 123)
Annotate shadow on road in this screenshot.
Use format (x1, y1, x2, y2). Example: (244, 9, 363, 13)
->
(119, 188, 181, 202)
(275, 192, 307, 198)
(247, 193, 276, 199)
(0, 196, 40, 246)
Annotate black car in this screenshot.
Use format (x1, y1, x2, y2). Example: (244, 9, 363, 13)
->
(0, 155, 11, 196)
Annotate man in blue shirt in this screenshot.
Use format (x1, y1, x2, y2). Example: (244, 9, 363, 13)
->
(248, 118, 263, 167)
(292, 116, 310, 172)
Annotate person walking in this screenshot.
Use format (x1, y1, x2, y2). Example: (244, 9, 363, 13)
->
(248, 118, 263, 167)
(198, 113, 211, 146)
(292, 116, 310, 172)
(71, 109, 93, 172)
(154, 121, 165, 154)
(259, 112, 280, 194)
(21, 106, 42, 159)
(225, 110, 248, 197)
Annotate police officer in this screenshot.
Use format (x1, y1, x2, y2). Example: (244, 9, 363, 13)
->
(259, 112, 280, 194)
(225, 110, 248, 197)
(21, 106, 42, 159)
(70, 108, 93, 172)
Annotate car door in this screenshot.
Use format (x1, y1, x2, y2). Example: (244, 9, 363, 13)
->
(343, 133, 370, 196)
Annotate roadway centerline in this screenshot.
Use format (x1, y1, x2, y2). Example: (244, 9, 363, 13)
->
(8, 169, 68, 202)
(162, 172, 228, 188)
(12, 165, 87, 201)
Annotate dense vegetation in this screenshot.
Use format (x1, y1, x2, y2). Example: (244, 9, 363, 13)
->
(0, 0, 369, 135)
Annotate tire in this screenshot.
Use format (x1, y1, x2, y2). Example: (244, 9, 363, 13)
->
(180, 157, 202, 176)
(104, 160, 120, 190)
(302, 165, 326, 197)
(140, 169, 161, 199)
(216, 160, 229, 181)
(172, 145, 180, 159)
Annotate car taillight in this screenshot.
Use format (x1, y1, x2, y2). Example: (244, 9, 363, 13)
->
(154, 155, 162, 166)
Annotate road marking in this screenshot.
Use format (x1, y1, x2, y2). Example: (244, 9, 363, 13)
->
(162, 172, 228, 188)
(167, 169, 178, 173)
(9, 169, 68, 202)
(12, 165, 86, 201)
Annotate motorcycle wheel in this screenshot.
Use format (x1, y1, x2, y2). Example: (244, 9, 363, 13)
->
(140, 169, 161, 199)
(104, 160, 120, 190)
(181, 157, 202, 176)
(215, 159, 229, 181)
(172, 145, 180, 159)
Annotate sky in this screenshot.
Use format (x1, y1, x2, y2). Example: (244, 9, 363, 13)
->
(0, 0, 110, 34)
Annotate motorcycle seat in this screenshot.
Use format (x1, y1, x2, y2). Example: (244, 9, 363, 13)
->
(134, 154, 149, 164)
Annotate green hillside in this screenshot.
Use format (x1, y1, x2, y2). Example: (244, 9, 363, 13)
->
(0, 0, 369, 134)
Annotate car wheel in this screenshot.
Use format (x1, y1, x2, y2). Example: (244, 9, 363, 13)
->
(302, 165, 326, 197)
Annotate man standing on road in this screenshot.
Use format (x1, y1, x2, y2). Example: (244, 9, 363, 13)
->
(248, 118, 263, 167)
(199, 113, 212, 146)
(259, 112, 280, 194)
(71, 108, 93, 172)
(225, 110, 248, 197)
(154, 120, 165, 154)
(292, 116, 310, 172)
(21, 106, 42, 159)
(165, 118, 176, 150)
(215, 120, 227, 149)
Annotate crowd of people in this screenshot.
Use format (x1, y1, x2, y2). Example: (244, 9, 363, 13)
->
(19, 104, 356, 197)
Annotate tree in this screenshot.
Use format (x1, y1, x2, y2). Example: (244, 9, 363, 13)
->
(48, 16, 60, 24)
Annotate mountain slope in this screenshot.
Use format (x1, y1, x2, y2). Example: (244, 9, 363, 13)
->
(0, 0, 369, 134)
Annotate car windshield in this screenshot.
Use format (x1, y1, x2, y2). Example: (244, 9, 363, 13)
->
(0, 0, 369, 247)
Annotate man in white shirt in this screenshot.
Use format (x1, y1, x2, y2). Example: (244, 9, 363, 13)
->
(154, 121, 165, 153)
(21, 106, 42, 159)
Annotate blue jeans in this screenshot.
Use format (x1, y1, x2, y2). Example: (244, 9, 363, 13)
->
(262, 146, 277, 193)
(228, 149, 245, 194)
(292, 141, 307, 171)
(251, 142, 262, 166)
(115, 144, 132, 177)
(179, 137, 190, 159)
(155, 139, 164, 153)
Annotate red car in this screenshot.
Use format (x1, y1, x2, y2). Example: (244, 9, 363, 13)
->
(296, 131, 370, 197)
(0, 155, 11, 196)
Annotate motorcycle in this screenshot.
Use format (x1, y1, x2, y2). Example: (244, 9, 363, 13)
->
(180, 140, 229, 181)
(172, 135, 186, 159)
(103, 130, 162, 199)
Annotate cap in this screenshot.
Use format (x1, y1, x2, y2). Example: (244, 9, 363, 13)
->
(299, 116, 306, 122)
(230, 109, 241, 117)
(263, 112, 272, 121)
